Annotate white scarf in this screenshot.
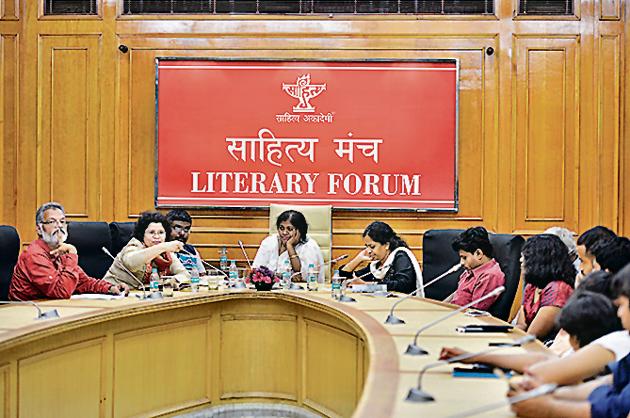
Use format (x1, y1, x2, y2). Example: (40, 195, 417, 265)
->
(369, 247, 424, 297)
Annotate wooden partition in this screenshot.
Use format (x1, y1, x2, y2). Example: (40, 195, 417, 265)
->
(0, 0, 628, 264)
(0, 293, 371, 417)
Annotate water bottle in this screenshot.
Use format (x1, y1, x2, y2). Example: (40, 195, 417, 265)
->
(219, 247, 229, 271)
(228, 260, 238, 288)
(307, 263, 318, 291)
(150, 267, 160, 294)
(281, 259, 291, 289)
(190, 266, 200, 293)
(332, 269, 342, 300)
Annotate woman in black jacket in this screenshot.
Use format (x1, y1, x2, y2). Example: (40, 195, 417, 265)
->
(339, 221, 422, 295)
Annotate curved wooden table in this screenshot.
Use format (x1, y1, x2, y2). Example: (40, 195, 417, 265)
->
(0, 289, 543, 417)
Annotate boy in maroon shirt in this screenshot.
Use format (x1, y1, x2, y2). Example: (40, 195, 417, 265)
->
(448, 226, 505, 311)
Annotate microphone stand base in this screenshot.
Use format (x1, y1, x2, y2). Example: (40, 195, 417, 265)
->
(145, 291, 163, 300)
(405, 387, 435, 402)
(404, 343, 429, 356)
(289, 283, 305, 291)
(339, 294, 356, 303)
(37, 309, 60, 320)
(384, 314, 405, 325)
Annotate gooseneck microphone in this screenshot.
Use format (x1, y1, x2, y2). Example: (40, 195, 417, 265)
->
(0, 300, 61, 320)
(237, 240, 253, 269)
(406, 334, 535, 402)
(385, 262, 463, 325)
(446, 383, 558, 418)
(102, 247, 159, 300)
(405, 286, 506, 356)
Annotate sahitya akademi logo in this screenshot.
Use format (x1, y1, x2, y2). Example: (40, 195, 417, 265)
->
(282, 74, 326, 113)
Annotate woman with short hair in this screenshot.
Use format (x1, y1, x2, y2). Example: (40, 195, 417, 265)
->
(103, 211, 190, 289)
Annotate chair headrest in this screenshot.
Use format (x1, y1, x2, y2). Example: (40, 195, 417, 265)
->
(0, 225, 20, 263)
(67, 222, 112, 253)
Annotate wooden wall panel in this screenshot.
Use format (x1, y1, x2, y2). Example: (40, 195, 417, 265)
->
(597, 34, 622, 228)
(513, 36, 580, 233)
(0, 34, 17, 225)
(37, 35, 101, 218)
(600, 0, 621, 20)
(113, 319, 210, 417)
(18, 339, 104, 417)
(1, 0, 18, 20)
(303, 320, 360, 417)
(0, 365, 7, 418)
(220, 311, 297, 399)
(4, 0, 627, 253)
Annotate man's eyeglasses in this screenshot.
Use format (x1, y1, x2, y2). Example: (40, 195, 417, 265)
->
(40, 219, 67, 226)
(172, 225, 191, 233)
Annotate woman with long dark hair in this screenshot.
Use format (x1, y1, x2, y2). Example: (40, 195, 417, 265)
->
(515, 234, 575, 340)
(253, 210, 325, 282)
(339, 221, 422, 294)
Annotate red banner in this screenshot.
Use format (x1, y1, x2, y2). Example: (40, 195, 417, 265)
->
(156, 59, 458, 210)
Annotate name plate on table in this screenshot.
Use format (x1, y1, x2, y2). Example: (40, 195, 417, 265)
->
(350, 283, 388, 293)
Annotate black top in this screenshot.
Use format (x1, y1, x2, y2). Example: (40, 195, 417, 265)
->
(339, 251, 417, 294)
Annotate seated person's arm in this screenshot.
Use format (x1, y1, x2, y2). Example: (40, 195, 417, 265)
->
(122, 241, 183, 269)
(27, 245, 82, 299)
(510, 395, 591, 418)
(169, 255, 191, 283)
(527, 305, 562, 339)
(526, 344, 616, 385)
(382, 253, 416, 293)
(554, 375, 612, 401)
(439, 346, 553, 374)
(515, 306, 528, 331)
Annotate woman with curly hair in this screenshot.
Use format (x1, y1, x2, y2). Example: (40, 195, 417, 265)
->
(515, 234, 576, 340)
(103, 211, 190, 289)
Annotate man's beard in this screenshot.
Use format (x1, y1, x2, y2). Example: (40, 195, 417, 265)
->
(41, 228, 67, 248)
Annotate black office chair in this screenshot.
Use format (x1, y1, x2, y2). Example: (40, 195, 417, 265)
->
(66, 222, 114, 279)
(109, 222, 135, 256)
(422, 229, 525, 321)
(0, 225, 20, 300)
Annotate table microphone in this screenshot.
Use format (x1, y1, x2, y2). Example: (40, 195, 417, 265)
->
(446, 383, 558, 418)
(237, 240, 253, 269)
(406, 334, 535, 402)
(102, 247, 159, 300)
(385, 262, 463, 325)
(405, 286, 505, 356)
(0, 300, 61, 320)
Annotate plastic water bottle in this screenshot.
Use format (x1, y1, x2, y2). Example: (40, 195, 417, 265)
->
(228, 260, 238, 288)
(219, 247, 229, 272)
(190, 266, 200, 293)
(150, 267, 160, 294)
(307, 263, 318, 291)
(332, 269, 342, 300)
(282, 259, 291, 289)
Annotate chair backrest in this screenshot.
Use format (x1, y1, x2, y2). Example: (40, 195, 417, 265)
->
(109, 222, 135, 256)
(66, 222, 113, 279)
(422, 229, 525, 321)
(0, 225, 20, 301)
(268, 204, 332, 281)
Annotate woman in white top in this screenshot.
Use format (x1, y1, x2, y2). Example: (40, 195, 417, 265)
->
(253, 210, 325, 282)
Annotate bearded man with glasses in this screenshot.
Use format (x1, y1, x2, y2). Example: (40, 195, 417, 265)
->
(9, 202, 128, 300)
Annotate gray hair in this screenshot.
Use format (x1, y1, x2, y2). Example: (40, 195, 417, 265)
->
(544, 226, 577, 257)
(35, 202, 65, 224)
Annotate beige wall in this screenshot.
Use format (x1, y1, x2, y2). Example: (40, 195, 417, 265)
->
(0, 0, 628, 265)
